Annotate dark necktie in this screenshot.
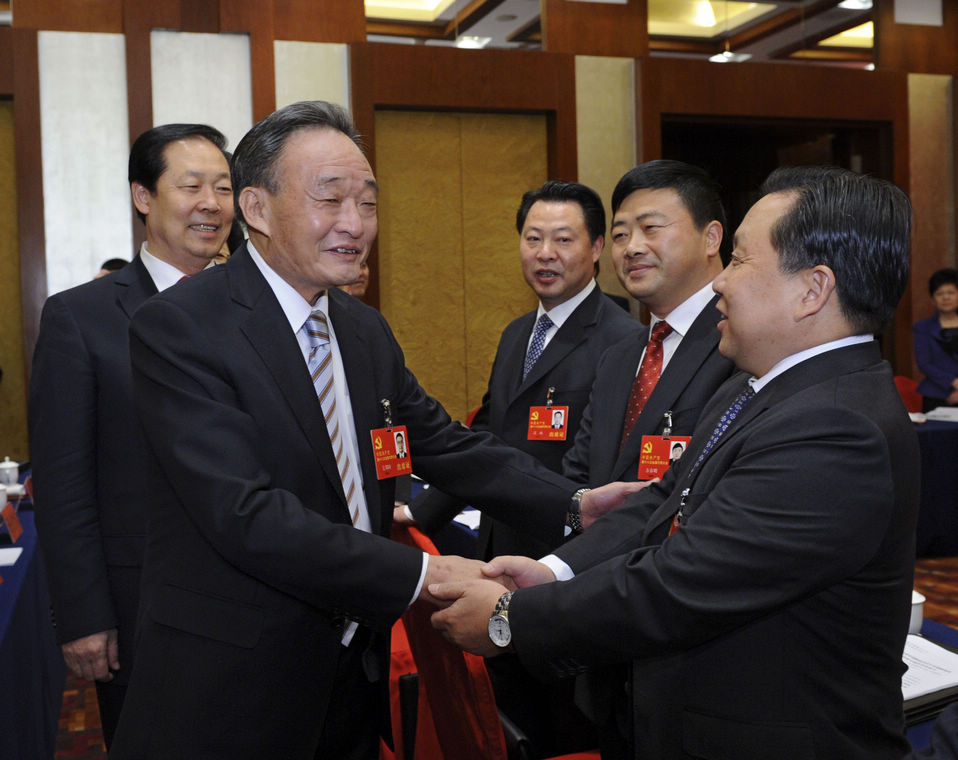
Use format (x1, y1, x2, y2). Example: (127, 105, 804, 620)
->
(523, 313, 554, 380)
(689, 384, 756, 474)
(620, 321, 673, 448)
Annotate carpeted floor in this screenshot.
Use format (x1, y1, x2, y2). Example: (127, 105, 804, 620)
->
(50, 557, 958, 759)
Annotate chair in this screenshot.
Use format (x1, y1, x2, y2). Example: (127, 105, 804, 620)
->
(895, 375, 923, 413)
(387, 524, 599, 760)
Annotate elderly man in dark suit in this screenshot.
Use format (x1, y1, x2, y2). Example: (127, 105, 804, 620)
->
(29, 123, 233, 749)
(433, 166, 920, 760)
(563, 160, 735, 488)
(109, 101, 639, 760)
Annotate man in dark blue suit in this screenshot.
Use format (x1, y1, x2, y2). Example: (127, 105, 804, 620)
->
(29, 123, 234, 749)
(434, 166, 920, 760)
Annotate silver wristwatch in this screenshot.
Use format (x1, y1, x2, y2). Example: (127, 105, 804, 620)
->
(567, 487, 589, 533)
(488, 591, 514, 648)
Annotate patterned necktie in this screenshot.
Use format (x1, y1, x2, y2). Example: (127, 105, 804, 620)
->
(689, 384, 756, 473)
(523, 313, 554, 380)
(303, 310, 363, 527)
(620, 321, 673, 448)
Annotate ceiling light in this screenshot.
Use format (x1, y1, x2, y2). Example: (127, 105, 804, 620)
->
(456, 35, 492, 49)
(692, 0, 717, 27)
(837, 0, 872, 9)
(496, 14, 518, 22)
(709, 49, 752, 62)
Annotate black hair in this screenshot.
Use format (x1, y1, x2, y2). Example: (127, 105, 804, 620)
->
(515, 181, 606, 244)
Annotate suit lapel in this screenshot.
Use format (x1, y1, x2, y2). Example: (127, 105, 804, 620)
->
(510, 287, 601, 403)
(229, 247, 351, 518)
(114, 256, 158, 320)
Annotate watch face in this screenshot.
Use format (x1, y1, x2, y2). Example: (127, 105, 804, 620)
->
(488, 614, 512, 648)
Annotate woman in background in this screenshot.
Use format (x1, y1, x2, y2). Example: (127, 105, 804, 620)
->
(915, 268, 958, 411)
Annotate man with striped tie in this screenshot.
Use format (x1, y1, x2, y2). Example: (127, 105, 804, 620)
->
(110, 101, 642, 760)
(433, 166, 921, 760)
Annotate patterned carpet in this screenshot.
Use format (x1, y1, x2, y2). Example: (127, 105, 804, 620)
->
(50, 558, 958, 758)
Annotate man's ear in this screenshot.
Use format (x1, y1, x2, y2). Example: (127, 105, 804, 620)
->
(131, 183, 152, 218)
(238, 187, 270, 238)
(796, 265, 837, 319)
(703, 221, 723, 259)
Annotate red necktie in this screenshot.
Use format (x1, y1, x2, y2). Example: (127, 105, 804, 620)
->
(620, 321, 673, 448)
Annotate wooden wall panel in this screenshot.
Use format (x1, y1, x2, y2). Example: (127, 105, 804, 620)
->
(542, 0, 647, 58)
(876, 0, 958, 75)
(0, 28, 12, 95)
(375, 111, 544, 420)
(13, 30, 45, 380)
(13, 0, 122, 32)
(350, 42, 577, 181)
(0, 100, 29, 460)
(221, 0, 276, 121)
(272, 0, 365, 43)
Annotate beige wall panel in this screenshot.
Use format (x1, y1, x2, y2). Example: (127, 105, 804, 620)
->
(575, 55, 635, 306)
(460, 113, 544, 412)
(0, 102, 28, 460)
(908, 74, 955, 334)
(375, 111, 468, 416)
(274, 41, 350, 112)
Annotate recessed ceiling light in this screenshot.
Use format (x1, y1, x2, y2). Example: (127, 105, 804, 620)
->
(837, 0, 872, 9)
(708, 50, 752, 63)
(456, 35, 492, 49)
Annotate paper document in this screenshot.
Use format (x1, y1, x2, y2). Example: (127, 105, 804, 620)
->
(0, 546, 23, 567)
(903, 634, 958, 700)
(453, 509, 481, 531)
(925, 407, 958, 422)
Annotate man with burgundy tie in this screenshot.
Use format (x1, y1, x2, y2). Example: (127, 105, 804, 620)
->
(562, 160, 736, 489)
(110, 102, 641, 760)
(433, 166, 920, 760)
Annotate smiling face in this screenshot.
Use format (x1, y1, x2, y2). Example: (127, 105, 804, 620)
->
(519, 200, 601, 311)
(132, 137, 233, 274)
(240, 128, 378, 304)
(610, 187, 722, 317)
(712, 191, 808, 377)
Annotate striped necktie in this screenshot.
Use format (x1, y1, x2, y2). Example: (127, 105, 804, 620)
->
(303, 310, 363, 527)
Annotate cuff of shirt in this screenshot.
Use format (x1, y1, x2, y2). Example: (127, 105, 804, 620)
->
(539, 554, 574, 582)
(409, 551, 430, 607)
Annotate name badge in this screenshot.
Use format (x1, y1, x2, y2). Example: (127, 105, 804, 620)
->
(370, 425, 412, 480)
(637, 435, 691, 480)
(528, 405, 569, 441)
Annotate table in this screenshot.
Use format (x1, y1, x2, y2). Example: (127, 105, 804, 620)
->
(916, 420, 958, 557)
(0, 509, 66, 759)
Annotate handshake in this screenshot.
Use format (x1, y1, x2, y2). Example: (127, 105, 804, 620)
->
(418, 553, 555, 658)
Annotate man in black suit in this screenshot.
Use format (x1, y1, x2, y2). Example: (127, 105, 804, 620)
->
(433, 166, 920, 760)
(29, 123, 234, 749)
(401, 180, 637, 755)
(109, 102, 639, 760)
(563, 160, 735, 488)
(403, 180, 637, 560)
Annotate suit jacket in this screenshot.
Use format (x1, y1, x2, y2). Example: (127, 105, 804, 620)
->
(110, 244, 580, 759)
(914, 315, 958, 401)
(511, 341, 919, 760)
(29, 256, 158, 687)
(563, 297, 734, 486)
(410, 285, 638, 559)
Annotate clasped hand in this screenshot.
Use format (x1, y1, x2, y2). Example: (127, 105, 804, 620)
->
(425, 555, 556, 656)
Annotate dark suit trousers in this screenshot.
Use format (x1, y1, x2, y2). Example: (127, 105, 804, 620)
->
(316, 630, 381, 760)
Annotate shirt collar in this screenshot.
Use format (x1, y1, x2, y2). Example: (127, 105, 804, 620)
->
(536, 279, 596, 329)
(749, 334, 875, 393)
(649, 281, 715, 338)
(139, 242, 215, 292)
(246, 239, 318, 333)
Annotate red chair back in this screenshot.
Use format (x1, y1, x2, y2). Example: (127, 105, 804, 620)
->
(895, 375, 923, 413)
